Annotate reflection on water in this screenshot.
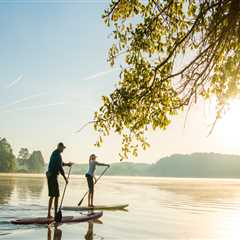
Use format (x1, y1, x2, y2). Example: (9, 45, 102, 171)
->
(48, 226, 62, 240)
(0, 177, 15, 204)
(47, 222, 102, 240)
(16, 176, 44, 201)
(156, 179, 240, 214)
(85, 221, 104, 240)
(84, 222, 93, 240)
(0, 175, 44, 204)
(2, 175, 240, 239)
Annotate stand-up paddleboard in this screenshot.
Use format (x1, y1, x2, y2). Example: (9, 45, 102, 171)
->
(11, 211, 102, 225)
(63, 204, 129, 211)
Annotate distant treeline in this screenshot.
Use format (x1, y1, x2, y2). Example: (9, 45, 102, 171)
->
(2, 138, 240, 178)
(71, 153, 240, 178)
(0, 137, 44, 173)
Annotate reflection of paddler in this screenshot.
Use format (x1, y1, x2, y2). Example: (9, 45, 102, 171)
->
(48, 225, 62, 240)
(84, 219, 103, 240)
(54, 227, 62, 240)
(85, 221, 93, 240)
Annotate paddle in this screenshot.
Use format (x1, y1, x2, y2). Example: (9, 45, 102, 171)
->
(55, 166, 72, 223)
(77, 166, 110, 206)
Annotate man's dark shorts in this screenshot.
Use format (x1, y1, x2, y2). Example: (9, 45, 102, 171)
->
(85, 174, 94, 193)
(46, 172, 60, 197)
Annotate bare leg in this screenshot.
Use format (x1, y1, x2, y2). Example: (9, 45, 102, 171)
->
(91, 191, 94, 207)
(47, 226, 52, 240)
(48, 197, 54, 218)
(88, 192, 91, 207)
(54, 197, 59, 217)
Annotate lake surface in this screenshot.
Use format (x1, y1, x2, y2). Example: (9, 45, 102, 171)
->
(1, 174, 240, 239)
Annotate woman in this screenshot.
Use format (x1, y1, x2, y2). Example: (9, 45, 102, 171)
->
(85, 154, 109, 207)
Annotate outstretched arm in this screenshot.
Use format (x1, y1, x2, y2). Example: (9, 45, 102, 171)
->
(63, 162, 73, 167)
(95, 161, 110, 167)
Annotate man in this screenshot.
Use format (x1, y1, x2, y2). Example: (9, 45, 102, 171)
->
(46, 142, 73, 219)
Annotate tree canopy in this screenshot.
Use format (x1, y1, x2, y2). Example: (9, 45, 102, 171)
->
(17, 148, 30, 166)
(0, 138, 45, 173)
(17, 149, 45, 173)
(0, 138, 16, 172)
(94, 0, 240, 160)
(27, 151, 45, 173)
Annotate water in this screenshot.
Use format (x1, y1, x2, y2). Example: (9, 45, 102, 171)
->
(1, 174, 240, 239)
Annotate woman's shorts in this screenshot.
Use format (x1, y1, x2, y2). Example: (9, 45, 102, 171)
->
(85, 174, 94, 193)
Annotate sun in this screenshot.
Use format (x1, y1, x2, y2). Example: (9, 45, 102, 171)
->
(215, 100, 240, 143)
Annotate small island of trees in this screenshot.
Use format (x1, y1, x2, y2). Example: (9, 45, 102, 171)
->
(0, 137, 44, 173)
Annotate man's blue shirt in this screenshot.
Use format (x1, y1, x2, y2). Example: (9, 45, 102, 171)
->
(48, 149, 64, 176)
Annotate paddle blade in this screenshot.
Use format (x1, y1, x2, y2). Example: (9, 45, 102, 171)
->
(55, 210, 62, 223)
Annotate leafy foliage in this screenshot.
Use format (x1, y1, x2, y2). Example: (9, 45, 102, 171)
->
(0, 138, 45, 173)
(27, 151, 45, 173)
(17, 148, 30, 166)
(0, 138, 16, 172)
(94, 0, 240, 160)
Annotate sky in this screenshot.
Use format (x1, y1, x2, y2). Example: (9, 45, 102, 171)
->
(0, 0, 240, 164)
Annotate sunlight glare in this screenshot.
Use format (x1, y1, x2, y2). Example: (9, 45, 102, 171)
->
(215, 100, 240, 144)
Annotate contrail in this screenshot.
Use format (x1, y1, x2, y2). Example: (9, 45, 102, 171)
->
(84, 68, 120, 81)
(0, 92, 47, 110)
(3, 102, 65, 112)
(5, 75, 23, 89)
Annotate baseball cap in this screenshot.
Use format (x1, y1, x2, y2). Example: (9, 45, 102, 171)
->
(58, 142, 66, 149)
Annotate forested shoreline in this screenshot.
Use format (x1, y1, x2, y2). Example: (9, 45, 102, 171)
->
(2, 138, 240, 178)
(0, 137, 44, 173)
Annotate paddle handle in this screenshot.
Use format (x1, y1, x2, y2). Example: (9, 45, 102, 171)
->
(59, 166, 72, 210)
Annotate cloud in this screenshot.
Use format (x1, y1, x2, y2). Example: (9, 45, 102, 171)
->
(83, 68, 120, 81)
(5, 75, 23, 89)
(3, 102, 65, 113)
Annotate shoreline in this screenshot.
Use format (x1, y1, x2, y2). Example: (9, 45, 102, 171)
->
(1, 173, 240, 182)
